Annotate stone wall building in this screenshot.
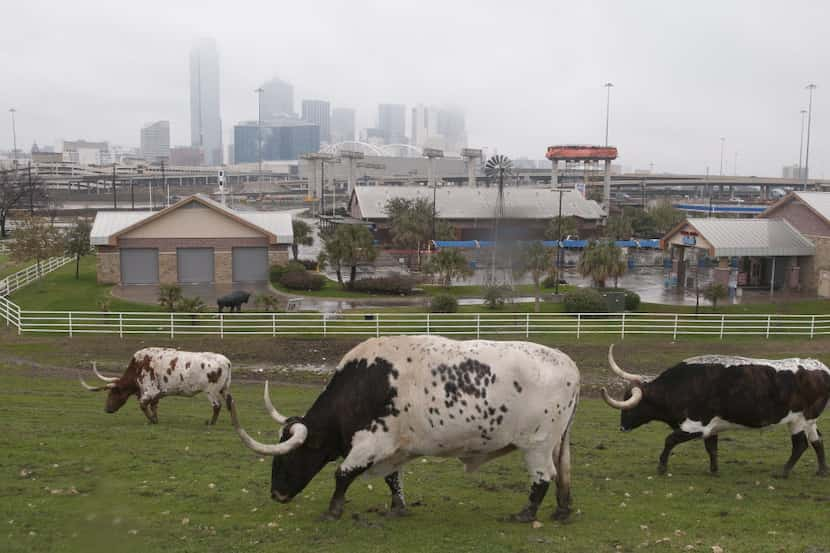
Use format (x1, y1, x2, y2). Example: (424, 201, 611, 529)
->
(91, 195, 291, 286)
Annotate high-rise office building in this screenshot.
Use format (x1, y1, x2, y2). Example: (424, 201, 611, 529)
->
(260, 77, 294, 119)
(378, 103, 407, 145)
(234, 118, 320, 163)
(140, 121, 170, 162)
(331, 107, 356, 143)
(411, 104, 439, 148)
(411, 104, 467, 153)
(301, 100, 330, 144)
(189, 37, 223, 165)
(437, 107, 467, 154)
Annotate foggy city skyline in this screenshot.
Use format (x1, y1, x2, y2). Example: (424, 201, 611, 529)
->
(2, 0, 829, 176)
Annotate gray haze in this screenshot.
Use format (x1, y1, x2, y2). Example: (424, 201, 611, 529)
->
(2, 0, 829, 176)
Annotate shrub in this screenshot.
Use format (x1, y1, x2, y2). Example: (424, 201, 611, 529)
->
(563, 287, 606, 313)
(623, 289, 640, 311)
(349, 275, 418, 295)
(158, 284, 183, 312)
(297, 259, 318, 271)
(254, 293, 281, 312)
(541, 274, 561, 289)
(96, 297, 112, 312)
(270, 260, 307, 282)
(279, 270, 326, 291)
(483, 285, 512, 310)
(430, 294, 458, 313)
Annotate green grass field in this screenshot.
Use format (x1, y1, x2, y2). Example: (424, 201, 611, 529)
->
(2, 368, 828, 553)
(0, 253, 29, 279)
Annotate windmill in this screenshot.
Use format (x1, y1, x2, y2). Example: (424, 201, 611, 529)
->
(484, 155, 513, 286)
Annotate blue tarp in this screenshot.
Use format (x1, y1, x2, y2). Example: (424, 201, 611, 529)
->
(674, 203, 766, 214)
(433, 240, 478, 249)
(562, 239, 588, 248)
(638, 239, 661, 249)
(430, 239, 662, 249)
(615, 240, 638, 248)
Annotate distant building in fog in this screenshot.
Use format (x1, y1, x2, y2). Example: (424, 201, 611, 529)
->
(331, 107, 356, 143)
(140, 121, 170, 162)
(260, 77, 294, 119)
(301, 100, 330, 144)
(189, 37, 223, 165)
(411, 104, 466, 154)
(437, 107, 467, 154)
(378, 103, 407, 145)
(234, 118, 320, 162)
(61, 140, 110, 165)
(170, 146, 204, 166)
(782, 164, 808, 179)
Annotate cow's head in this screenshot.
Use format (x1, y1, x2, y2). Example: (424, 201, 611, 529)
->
(240, 292, 251, 303)
(78, 362, 137, 413)
(227, 382, 335, 503)
(600, 345, 654, 431)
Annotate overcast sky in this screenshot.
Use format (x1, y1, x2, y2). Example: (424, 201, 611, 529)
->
(2, 0, 828, 176)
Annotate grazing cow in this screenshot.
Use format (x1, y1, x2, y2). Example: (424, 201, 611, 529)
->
(601, 345, 830, 477)
(217, 290, 251, 313)
(227, 335, 580, 522)
(79, 347, 232, 425)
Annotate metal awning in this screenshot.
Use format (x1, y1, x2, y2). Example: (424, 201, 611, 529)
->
(667, 218, 815, 257)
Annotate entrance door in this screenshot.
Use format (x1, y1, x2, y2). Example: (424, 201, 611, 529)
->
(232, 247, 268, 282)
(120, 248, 159, 284)
(177, 248, 214, 284)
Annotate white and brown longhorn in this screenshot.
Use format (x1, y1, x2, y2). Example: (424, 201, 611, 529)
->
(79, 347, 232, 425)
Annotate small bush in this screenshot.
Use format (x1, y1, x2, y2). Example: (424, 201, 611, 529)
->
(541, 274, 562, 289)
(158, 284, 183, 312)
(254, 293, 281, 312)
(270, 260, 307, 282)
(297, 259, 318, 271)
(483, 285, 512, 310)
(623, 289, 640, 310)
(563, 287, 606, 313)
(349, 275, 418, 295)
(279, 270, 326, 291)
(430, 294, 458, 313)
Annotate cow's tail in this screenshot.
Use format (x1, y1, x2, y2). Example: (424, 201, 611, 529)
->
(554, 385, 579, 516)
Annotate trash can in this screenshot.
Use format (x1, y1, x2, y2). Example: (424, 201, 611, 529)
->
(601, 291, 625, 313)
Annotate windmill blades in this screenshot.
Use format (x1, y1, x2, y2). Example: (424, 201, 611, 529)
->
(484, 155, 513, 178)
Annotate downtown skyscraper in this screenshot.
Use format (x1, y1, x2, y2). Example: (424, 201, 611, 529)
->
(189, 37, 223, 165)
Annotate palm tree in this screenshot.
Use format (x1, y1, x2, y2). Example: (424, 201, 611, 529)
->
(513, 242, 554, 312)
(578, 242, 626, 288)
(291, 219, 314, 260)
(424, 249, 474, 287)
(320, 225, 378, 287)
(544, 216, 578, 241)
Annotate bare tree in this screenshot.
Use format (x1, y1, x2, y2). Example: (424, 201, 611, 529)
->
(0, 169, 26, 238)
(8, 214, 64, 275)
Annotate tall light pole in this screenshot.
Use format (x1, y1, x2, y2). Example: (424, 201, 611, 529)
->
(719, 137, 725, 176)
(804, 83, 817, 190)
(603, 83, 614, 147)
(255, 87, 264, 178)
(798, 109, 808, 180)
(9, 108, 18, 163)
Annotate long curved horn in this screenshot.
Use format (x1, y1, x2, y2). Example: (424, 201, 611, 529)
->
(79, 372, 113, 392)
(263, 381, 288, 424)
(601, 386, 643, 410)
(92, 362, 118, 383)
(227, 395, 307, 456)
(608, 344, 644, 383)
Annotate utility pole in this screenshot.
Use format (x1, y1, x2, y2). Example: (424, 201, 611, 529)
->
(603, 82, 614, 147)
(554, 187, 565, 295)
(423, 148, 444, 244)
(27, 161, 34, 214)
(798, 109, 807, 180)
(804, 83, 817, 190)
(9, 108, 17, 164)
(161, 159, 168, 207)
(130, 178, 135, 210)
(112, 163, 117, 209)
(255, 87, 264, 179)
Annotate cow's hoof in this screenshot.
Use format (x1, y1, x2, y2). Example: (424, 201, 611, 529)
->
(509, 510, 536, 523)
(772, 470, 790, 480)
(708, 469, 720, 477)
(551, 507, 571, 522)
(319, 510, 343, 521)
(385, 507, 410, 518)
(656, 464, 668, 476)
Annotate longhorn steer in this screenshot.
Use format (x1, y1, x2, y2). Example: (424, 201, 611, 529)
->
(601, 345, 830, 477)
(227, 335, 581, 522)
(79, 347, 232, 425)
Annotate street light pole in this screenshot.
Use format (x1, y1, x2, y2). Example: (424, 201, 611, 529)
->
(603, 83, 614, 147)
(255, 87, 264, 179)
(555, 187, 564, 295)
(9, 108, 17, 164)
(798, 109, 807, 180)
(804, 83, 817, 191)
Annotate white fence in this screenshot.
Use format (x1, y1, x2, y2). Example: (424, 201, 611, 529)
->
(0, 241, 10, 254)
(0, 256, 74, 297)
(1, 304, 829, 339)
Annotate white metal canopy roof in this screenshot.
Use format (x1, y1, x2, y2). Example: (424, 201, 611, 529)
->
(680, 218, 815, 257)
(91, 195, 294, 245)
(351, 185, 605, 221)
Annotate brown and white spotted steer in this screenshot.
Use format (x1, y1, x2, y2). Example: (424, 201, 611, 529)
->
(79, 347, 231, 424)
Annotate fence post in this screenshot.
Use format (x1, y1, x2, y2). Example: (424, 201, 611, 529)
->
(119, 313, 123, 338)
(766, 315, 771, 339)
(577, 313, 581, 339)
(68, 312, 73, 337)
(719, 315, 725, 340)
(170, 312, 174, 338)
(525, 313, 530, 338)
(621, 312, 626, 340)
(272, 312, 276, 337)
(220, 313, 224, 339)
(323, 314, 327, 337)
(672, 314, 678, 341)
(375, 314, 380, 338)
(426, 313, 431, 336)
(811, 315, 816, 339)
(476, 314, 480, 339)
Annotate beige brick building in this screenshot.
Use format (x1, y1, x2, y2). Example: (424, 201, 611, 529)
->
(91, 195, 292, 286)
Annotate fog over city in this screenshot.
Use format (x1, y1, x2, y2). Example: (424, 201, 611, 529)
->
(2, 0, 829, 176)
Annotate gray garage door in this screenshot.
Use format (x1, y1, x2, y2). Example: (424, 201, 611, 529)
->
(120, 248, 159, 285)
(177, 248, 214, 284)
(232, 247, 268, 282)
